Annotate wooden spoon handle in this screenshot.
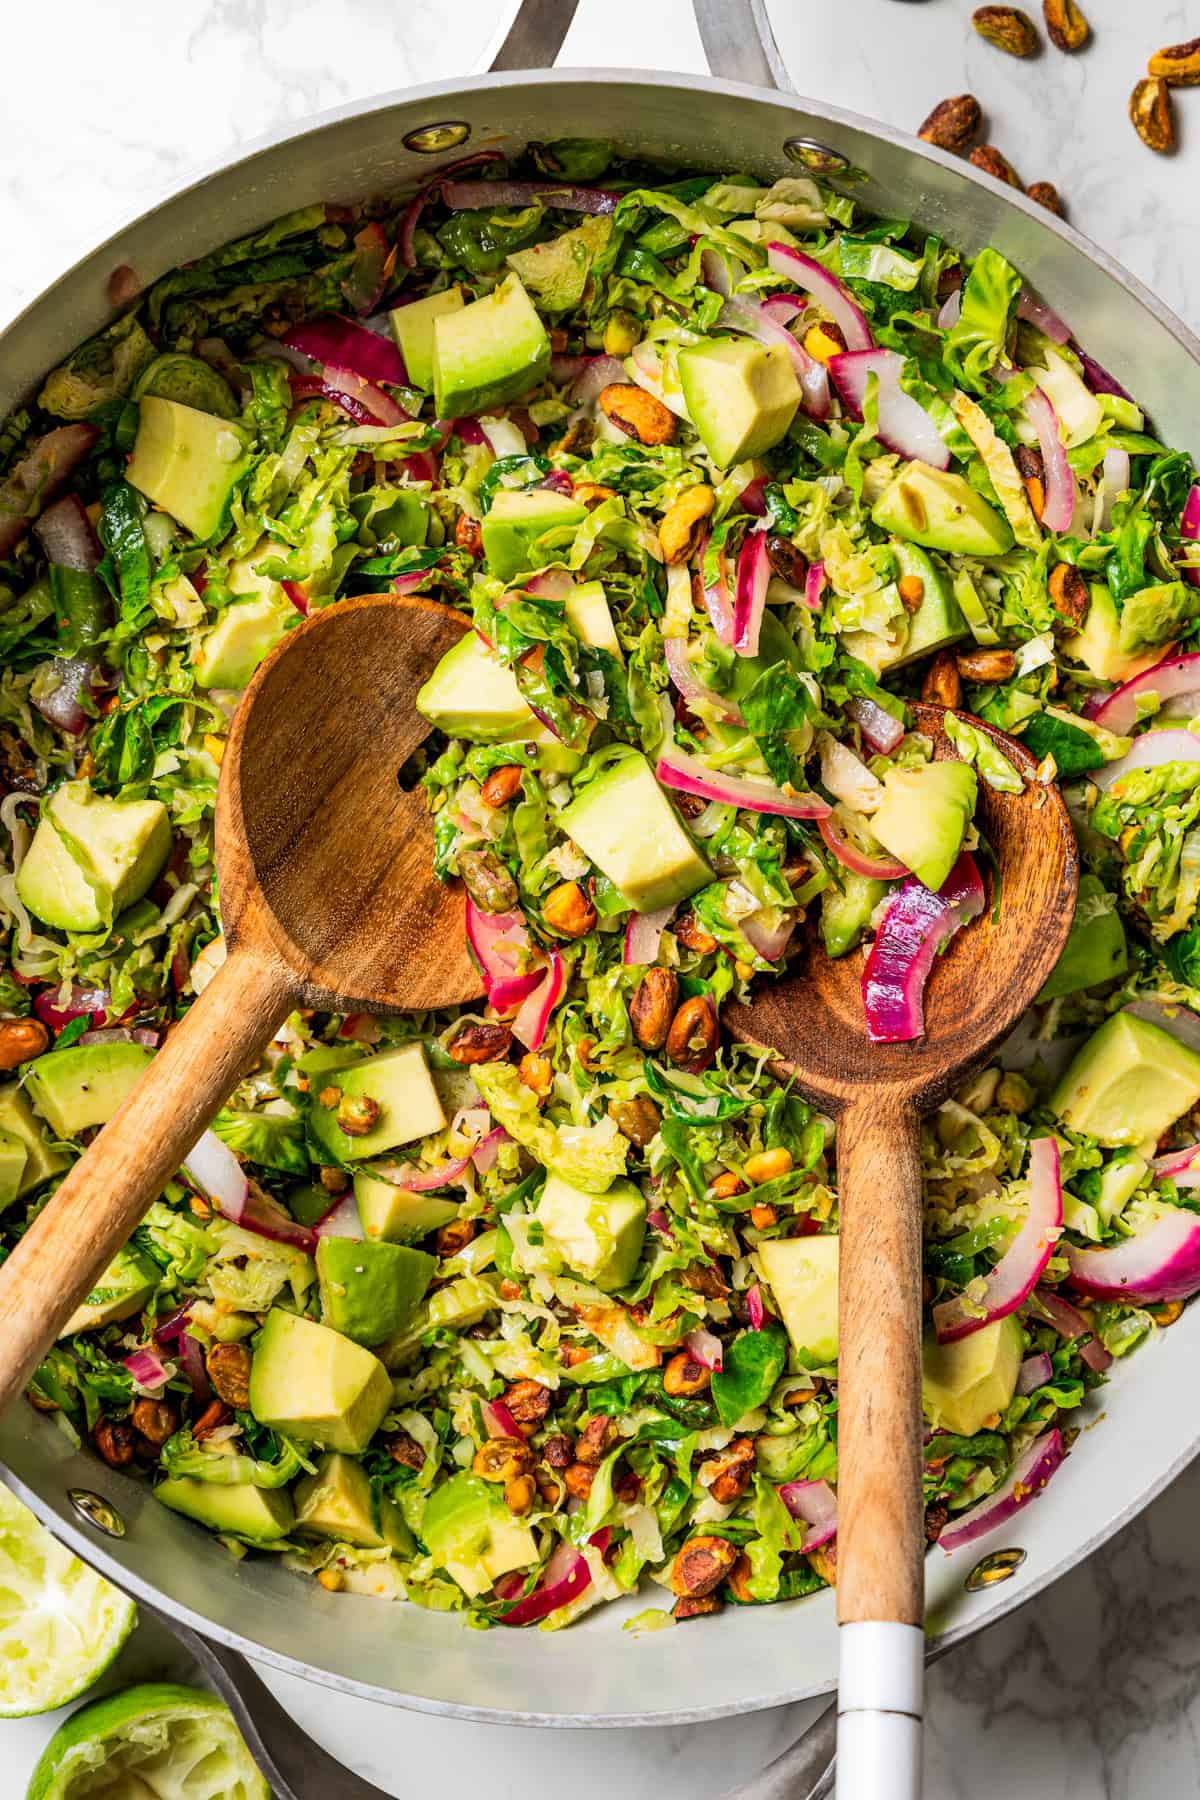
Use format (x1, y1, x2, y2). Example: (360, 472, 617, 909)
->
(834, 1092, 926, 1798)
(0, 943, 295, 1415)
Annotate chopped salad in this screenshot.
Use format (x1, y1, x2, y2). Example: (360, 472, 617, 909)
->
(4, 138, 1200, 1629)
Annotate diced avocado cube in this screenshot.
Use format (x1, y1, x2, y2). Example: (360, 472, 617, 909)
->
(1051, 1011, 1200, 1148)
(308, 1042, 446, 1165)
(16, 781, 172, 934)
(432, 273, 551, 420)
(225, 537, 288, 603)
(677, 338, 801, 469)
(26, 1043, 153, 1139)
(420, 1472, 537, 1598)
(1095, 1151, 1148, 1227)
(480, 488, 587, 584)
(194, 594, 294, 690)
(156, 1476, 295, 1542)
(60, 1246, 160, 1336)
(1037, 873, 1127, 1001)
(0, 1127, 27, 1211)
(1063, 583, 1168, 685)
(390, 287, 464, 393)
(536, 1172, 646, 1292)
(843, 543, 968, 675)
(0, 1083, 68, 1197)
(316, 1237, 436, 1346)
(354, 1169, 459, 1243)
(564, 579, 621, 657)
(871, 762, 977, 894)
(249, 1309, 392, 1454)
(506, 216, 612, 314)
(922, 1314, 1023, 1437)
(757, 1235, 839, 1364)
(559, 752, 711, 913)
(821, 870, 886, 960)
(126, 396, 251, 540)
(416, 630, 535, 742)
(872, 461, 1013, 558)
(294, 1450, 412, 1551)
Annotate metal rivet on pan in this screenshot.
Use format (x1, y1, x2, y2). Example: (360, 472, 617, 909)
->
(783, 137, 850, 174)
(403, 121, 472, 154)
(68, 1488, 126, 1539)
(964, 1546, 1025, 1591)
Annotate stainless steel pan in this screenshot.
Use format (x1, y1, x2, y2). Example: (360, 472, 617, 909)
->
(3, 0, 1200, 1754)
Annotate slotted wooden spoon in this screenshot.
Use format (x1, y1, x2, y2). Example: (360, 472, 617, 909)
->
(0, 593, 482, 1411)
(724, 702, 1078, 1798)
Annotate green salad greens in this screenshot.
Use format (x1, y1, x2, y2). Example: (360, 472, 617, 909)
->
(3, 138, 1200, 1629)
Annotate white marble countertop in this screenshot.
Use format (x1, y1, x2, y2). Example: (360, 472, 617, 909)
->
(5, 1, 1200, 1795)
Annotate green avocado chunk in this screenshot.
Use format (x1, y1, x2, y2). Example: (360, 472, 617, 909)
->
(0, 1083, 67, 1200)
(156, 1476, 295, 1543)
(1037, 873, 1127, 1001)
(432, 273, 551, 419)
(757, 1235, 839, 1364)
(559, 751, 711, 913)
(871, 761, 978, 893)
(354, 1170, 460, 1243)
(565, 579, 621, 657)
(295, 1451, 413, 1551)
(316, 1237, 436, 1346)
(821, 870, 886, 960)
(126, 396, 251, 540)
(872, 461, 1013, 558)
(535, 1172, 646, 1291)
(1051, 1011, 1200, 1148)
(194, 595, 294, 690)
(390, 287, 465, 393)
(307, 1041, 446, 1165)
(59, 1246, 160, 1337)
(480, 488, 587, 584)
(843, 543, 968, 674)
(1062, 583, 1166, 685)
(248, 1309, 392, 1454)
(420, 1472, 537, 1598)
(677, 338, 801, 469)
(17, 781, 172, 934)
(26, 1043, 153, 1139)
(416, 630, 535, 742)
(922, 1314, 1023, 1437)
(0, 1127, 27, 1211)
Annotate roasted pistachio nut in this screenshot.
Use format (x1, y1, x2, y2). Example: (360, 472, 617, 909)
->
(479, 764, 523, 808)
(458, 846, 519, 914)
(608, 1095, 663, 1148)
(969, 145, 1023, 188)
(502, 1379, 552, 1432)
(0, 1017, 49, 1069)
(205, 1341, 252, 1410)
(598, 383, 676, 446)
(630, 966, 680, 1052)
(665, 994, 719, 1071)
(337, 1092, 380, 1137)
(1148, 37, 1200, 87)
(917, 93, 983, 151)
(674, 1594, 723, 1619)
(1026, 180, 1065, 218)
(1130, 77, 1176, 154)
(1049, 561, 1090, 627)
(659, 484, 715, 564)
(447, 1020, 513, 1064)
(972, 6, 1040, 56)
(472, 1437, 534, 1483)
(670, 1535, 741, 1598)
(663, 1351, 711, 1397)
(763, 532, 808, 588)
(921, 648, 963, 709)
(574, 1413, 619, 1466)
(435, 1216, 477, 1256)
(542, 879, 597, 938)
(955, 646, 1017, 683)
(1043, 0, 1088, 52)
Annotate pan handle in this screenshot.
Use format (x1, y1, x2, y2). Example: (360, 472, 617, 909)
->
(489, 0, 792, 91)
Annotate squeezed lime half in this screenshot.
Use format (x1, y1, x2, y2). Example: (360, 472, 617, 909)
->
(27, 1681, 271, 1800)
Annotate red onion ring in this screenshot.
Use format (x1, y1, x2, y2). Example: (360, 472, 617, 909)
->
(656, 745, 832, 820)
(818, 814, 906, 881)
(938, 1428, 1064, 1553)
(861, 854, 985, 1043)
(765, 242, 874, 352)
(828, 349, 949, 470)
(934, 1137, 1063, 1341)
(1021, 386, 1074, 533)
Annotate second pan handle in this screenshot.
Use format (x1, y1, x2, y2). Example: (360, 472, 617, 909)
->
(489, 0, 794, 91)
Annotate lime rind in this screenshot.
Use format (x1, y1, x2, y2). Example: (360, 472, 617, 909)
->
(27, 1681, 271, 1800)
(0, 1482, 136, 1718)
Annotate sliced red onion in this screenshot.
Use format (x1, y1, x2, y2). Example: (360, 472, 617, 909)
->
(398, 150, 504, 268)
(34, 984, 112, 1031)
(337, 1012, 381, 1044)
(315, 1194, 364, 1239)
(442, 179, 618, 215)
(153, 1302, 194, 1346)
(524, 569, 575, 601)
(1086, 652, 1200, 733)
(656, 745, 831, 820)
(697, 530, 735, 644)
(938, 1428, 1065, 1553)
(1022, 387, 1074, 533)
(624, 902, 677, 966)
(465, 901, 544, 1013)
(746, 1283, 768, 1330)
(1153, 1141, 1200, 1184)
(179, 1333, 211, 1404)
(398, 451, 440, 486)
(445, 415, 487, 446)
(803, 560, 825, 613)
(765, 242, 874, 352)
(718, 298, 830, 421)
(1016, 1351, 1053, 1395)
(281, 579, 310, 616)
(123, 1348, 171, 1391)
(392, 570, 431, 596)
(844, 695, 905, 755)
(685, 1325, 724, 1372)
(1066, 1201, 1200, 1303)
(700, 247, 734, 299)
(549, 353, 592, 386)
(733, 528, 771, 657)
(1181, 486, 1200, 590)
(1029, 1286, 1090, 1339)
(818, 814, 906, 881)
(861, 854, 986, 1044)
(512, 950, 565, 1053)
(284, 316, 406, 388)
(33, 657, 103, 736)
(779, 1477, 838, 1550)
(289, 368, 408, 427)
(0, 424, 99, 558)
(569, 355, 626, 409)
(182, 1128, 248, 1219)
(385, 1155, 473, 1194)
(741, 908, 797, 962)
(1080, 1336, 1113, 1373)
(238, 1186, 318, 1251)
(539, 470, 574, 498)
(482, 1399, 523, 1440)
(738, 475, 768, 517)
(818, 738, 884, 812)
(1077, 347, 1134, 404)
(934, 1137, 1063, 1342)
(471, 1125, 509, 1173)
(647, 1208, 674, 1240)
(828, 349, 949, 470)
(78, 1026, 160, 1049)
(1016, 287, 1071, 345)
(1090, 728, 1200, 791)
(499, 1533, 598, 1627)
(937, 288, 963, 331)
(33, 494, 101, 572)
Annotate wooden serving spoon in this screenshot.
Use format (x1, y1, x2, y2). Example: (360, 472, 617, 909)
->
(0, 593, 482, 1413)
(724, 701, 1078, 1798)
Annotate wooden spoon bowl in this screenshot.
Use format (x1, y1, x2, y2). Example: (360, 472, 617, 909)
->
(0, 593, 482, 1411)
